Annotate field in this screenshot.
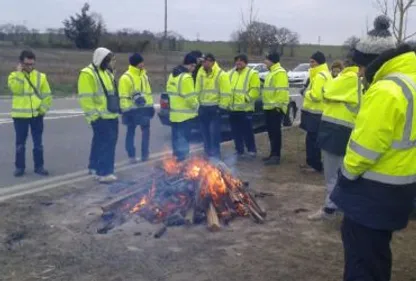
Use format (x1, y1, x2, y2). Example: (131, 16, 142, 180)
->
(0, 128, 415, 281)
(0, 42, 344, 96)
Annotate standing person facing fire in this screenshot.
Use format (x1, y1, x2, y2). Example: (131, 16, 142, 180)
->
(118, 53, 155, 163)
(228, 54, 261, 159)
(299, 51, 332, 172)
(77, 47, 120, 184)
(331, 15, 416, 281)
(195, 53, 231, 160)
(261, 51, 289, 166)
(8, 50, 52, 177)
(166, 53, 199, 161)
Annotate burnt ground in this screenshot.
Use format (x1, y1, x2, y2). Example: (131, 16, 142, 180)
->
(0, 127, 415, 281)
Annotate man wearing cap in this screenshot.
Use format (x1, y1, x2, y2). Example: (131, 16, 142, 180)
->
(195, 53, 231, 159)
(166, 53, 199, 161)
(261, 52, 289, 166)
(330, 15, 416, 281)
(118, 53, 154, 163)
(300, 51, 332, 173)
(228, 54, 261, 158)
(77, 47, 120, 183)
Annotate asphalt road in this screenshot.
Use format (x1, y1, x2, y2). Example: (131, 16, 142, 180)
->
(0, 98, 176, 188)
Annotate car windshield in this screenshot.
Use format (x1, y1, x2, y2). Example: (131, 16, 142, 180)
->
(293, 64, 309, 72)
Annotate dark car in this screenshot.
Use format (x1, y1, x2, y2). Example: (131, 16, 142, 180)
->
(157, 83, 298, 134)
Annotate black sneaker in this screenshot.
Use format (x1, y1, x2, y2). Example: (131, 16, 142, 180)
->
(264, 156, 281, 166)
(34, 168, 49, 176)
(262, 155, 272, 161)
(14, 169, 25, 177)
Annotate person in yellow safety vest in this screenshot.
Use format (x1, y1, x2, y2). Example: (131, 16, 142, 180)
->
(228, 54, 261, 158)
(189, 50, 205, 83)
(195, 53, 232, 160)
(330, 15, 416, 281)
(8, 50, 52, 177)
(299, 51, 332, 172)
(308, 51, 362, 221)
(166, 53, 199, 161)
(261, 52, 289, 166)
(118, 53, 155, 164)
(77, 47, 120, 184)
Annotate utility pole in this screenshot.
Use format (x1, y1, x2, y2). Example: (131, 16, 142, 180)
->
(163, 0, 168, 86)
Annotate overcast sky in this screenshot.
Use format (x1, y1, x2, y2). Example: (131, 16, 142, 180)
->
(1, 0, 415, 45)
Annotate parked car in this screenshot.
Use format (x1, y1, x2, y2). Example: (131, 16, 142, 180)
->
(288, 63, 310, 88)
(247, 63, 269, 81)
(157, 85, 300, 135)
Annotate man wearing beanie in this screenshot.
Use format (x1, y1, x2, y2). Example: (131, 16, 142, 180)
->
(77, 47, 120, 183)
(300, 50, 332, 173)
(166, 52, 199, 161)
(189, 50, 204, 83)
(118, 53, 154, 163)
(195, 53, 231, 159)
(261, 51, 289, 165)
(330, 15, 416, 281)
(308, 50, 363, 221)
(228, 54, 261, 158)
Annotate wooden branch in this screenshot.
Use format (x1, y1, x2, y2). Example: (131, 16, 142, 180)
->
(101, 188, 147, 213)
(247, 192, 267, 217)
(206, 201, 221, 232)
(248, 204, 265, 224)
(184, 206, 195, 225)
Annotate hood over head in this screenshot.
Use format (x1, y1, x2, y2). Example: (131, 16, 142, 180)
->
(93, 47, 112, 67)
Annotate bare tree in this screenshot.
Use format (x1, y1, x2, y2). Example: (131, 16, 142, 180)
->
(374, 0, 416, 42)
(343, 35, 360, 50)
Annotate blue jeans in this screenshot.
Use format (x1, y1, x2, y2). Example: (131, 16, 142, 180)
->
(125, 124, 150, 160)
(13, 116, 44, 170)
(89, 118, 119, 176)
(171, 119, 193, 161)
(199, 106, 221, 159)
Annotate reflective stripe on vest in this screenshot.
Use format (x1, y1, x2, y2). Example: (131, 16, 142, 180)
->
(230, 68, 253, 108)
(199, 70, 223, 106)
(345, 73, 416, 185)
(344, 77, 362, 114)
(308, 72, 328, 103)
(262, 68, 289, 108)
(170, 73, 198, 114)
(87, 66, 116, 96)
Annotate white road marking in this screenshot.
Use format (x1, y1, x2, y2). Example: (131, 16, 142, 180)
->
(0, 114, 84, 125)
(0, 123, 300, 202)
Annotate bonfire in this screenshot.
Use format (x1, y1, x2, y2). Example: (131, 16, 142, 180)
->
(100, 156, 266, 235)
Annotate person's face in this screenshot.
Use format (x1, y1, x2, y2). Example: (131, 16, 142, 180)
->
(235, 59, 246, 70)
(137, 62, 145, 70)
(187, 63, 196, 73)
(264, 59, 273, 69)
(203, 59, 214, 71)
(21, 58, 35, 73)
(332, 67, 342, 77)
(309, 59, 319, 68)
(109, 55, 116, 70)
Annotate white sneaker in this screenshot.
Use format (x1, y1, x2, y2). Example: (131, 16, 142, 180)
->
(89, 169, 99, 180)
(98, 174, 118, 183)
(307, 209, 336, 221)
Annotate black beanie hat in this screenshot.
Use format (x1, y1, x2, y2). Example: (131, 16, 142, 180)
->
(183, 53, 197, 65)
(129, 53, 144, 66)
(310, 51, 326, 64)
(266, 52, 280, 63)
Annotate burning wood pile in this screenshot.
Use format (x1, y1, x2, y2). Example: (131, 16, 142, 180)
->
(101, 156, 266, 234)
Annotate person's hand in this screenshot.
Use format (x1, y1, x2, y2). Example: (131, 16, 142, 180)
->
(16, 63, 22, 72)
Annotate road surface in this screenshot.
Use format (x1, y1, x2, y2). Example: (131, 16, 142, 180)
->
(0, 98, 176, 188)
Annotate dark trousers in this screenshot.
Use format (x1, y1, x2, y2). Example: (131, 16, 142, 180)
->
(88, 118, 119, 176)
(265, 110, 283, 157)
(13, 116, 44, 170)
(199, 106, 221, 158)
(341, 216, 393, 281)
(229, 111, 256, 154)
(171, 119, 193, 161)
(125, 124, 150, 159)
(306, 131, 322, 171)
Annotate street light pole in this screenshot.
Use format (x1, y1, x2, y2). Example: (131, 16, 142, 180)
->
(163, 0, 168, 87)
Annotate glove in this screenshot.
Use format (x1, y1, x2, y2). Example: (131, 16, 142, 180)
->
(132, 92, 146, 107)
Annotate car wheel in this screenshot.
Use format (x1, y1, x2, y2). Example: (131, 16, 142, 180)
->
(283, 103, 296, 127)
